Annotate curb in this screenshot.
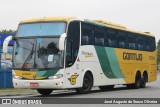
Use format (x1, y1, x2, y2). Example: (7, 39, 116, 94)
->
(0, 94, 37, 97)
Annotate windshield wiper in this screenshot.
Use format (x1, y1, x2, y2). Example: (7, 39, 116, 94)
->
(22, 42, 35, 69)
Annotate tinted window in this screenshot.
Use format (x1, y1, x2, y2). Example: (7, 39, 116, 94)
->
(145, 37, 150, 51)
(137, 36, 145, 51)
(81, 22, 155, 52)
(128, 34, 136, 49)
(81, 23, 93, 45)
(150, 37, 156, 51)
(66, 21, 80, 67)
(93, 26, 105, 46)
(106, 28, 117, 47)
(146, 37, 156, 51)
(118, 31, 128, 48)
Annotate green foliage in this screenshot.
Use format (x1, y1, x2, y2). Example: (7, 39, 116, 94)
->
(157, 39, 160, 64)
(0, 29, 16, 34)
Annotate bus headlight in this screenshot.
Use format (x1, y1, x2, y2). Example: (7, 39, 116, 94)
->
(13, 74, 22, 79)
(49, 74, 63, 79)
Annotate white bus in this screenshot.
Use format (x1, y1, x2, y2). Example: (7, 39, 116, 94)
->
(3, 17, 157, 95)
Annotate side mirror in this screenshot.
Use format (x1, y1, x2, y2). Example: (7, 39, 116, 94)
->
(59, 33, 66, 50)
(3, 36, 13, 54)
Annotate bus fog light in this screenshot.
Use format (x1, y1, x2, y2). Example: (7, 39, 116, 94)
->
(59, 82, 63, 85)
(55, 82, 63, 85)
(49, 74, 63, 79)
(13, 75, 22, 79)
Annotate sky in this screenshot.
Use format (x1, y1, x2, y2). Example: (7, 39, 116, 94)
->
(0, 0, 160, 42)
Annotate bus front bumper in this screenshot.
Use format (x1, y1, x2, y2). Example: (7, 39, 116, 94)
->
(13, 78, 64, 89)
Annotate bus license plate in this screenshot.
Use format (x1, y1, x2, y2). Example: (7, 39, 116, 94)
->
(30, 82, 39, 87)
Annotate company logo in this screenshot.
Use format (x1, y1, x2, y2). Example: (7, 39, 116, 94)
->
(68, 75, 79, 85)
(123, 52, 142, 61)
(82, 51, 94, 58)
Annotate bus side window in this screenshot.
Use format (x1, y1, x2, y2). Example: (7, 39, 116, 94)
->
(128, 34, 136, 49)
(118, 31, 128, 48)
(106, 28, 117, 47)
(149, 37, 156, 51)
(66, 41, 73, 66)
(94, 27, 105, 46)
(82, 36, 89, 45)
(146, 37, 156, 51)
(66, 21, 80, 67)
(81, 23, 92, 45)
(95, 37, 104, 45)
(137, 36, 145, 51)
(146, 37, 150, 51)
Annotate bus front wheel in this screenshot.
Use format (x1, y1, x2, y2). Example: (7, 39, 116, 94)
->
(37, 89, 53, 95)
(75, 72, 93, 94)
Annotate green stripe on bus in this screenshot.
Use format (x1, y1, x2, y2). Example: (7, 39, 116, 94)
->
(94, 46, 124, 78)
(36, 69, 59, 77)
(105, 48, 124, 78)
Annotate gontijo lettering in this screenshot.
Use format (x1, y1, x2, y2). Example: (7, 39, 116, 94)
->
(123, 52, 142, 61)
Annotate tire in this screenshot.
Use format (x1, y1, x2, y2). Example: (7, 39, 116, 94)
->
(140, 73, 148, 88)
(126, 84, 133, 89)
(99, 85, 114, 91)
(127, 72, 141, 89)
(37, 89, 53, 95)
(75, 72, 93, 94)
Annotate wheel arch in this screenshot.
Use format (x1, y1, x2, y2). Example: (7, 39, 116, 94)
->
(134, 69, 141, 77)
(136, 70, 141, 75)
(134, 70, 141, 81)
(80, 68, 94, 87)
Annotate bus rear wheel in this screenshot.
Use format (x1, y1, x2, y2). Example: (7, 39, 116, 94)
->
(99, 85, 114, 91)
(37, 89, 53, 95)
(127, 72, 141, 89)
(75, 72, 93, 94)
(140, 72, 148, 88)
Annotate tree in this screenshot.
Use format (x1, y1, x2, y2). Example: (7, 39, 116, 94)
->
(0, 29, 16, 34)
(157, 39, 160, 64)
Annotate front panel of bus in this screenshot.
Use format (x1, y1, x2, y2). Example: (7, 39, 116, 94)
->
(12, 22, 67, 89)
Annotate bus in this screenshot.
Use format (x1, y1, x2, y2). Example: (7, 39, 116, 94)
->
(3, 17, 157, 95)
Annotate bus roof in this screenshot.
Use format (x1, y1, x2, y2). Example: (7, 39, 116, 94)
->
(85, 19, 153, 37)
(20, 16, 154, 37)
(20, 16, 76, 24)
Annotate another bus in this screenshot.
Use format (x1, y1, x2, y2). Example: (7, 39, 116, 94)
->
(3, 17, 157, 95)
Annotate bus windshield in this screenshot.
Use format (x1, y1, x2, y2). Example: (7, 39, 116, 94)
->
(17, 22, 66, 36)
(13, 38, 63, 70)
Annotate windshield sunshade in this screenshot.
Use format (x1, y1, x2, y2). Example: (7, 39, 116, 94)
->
(17, 22, 66, 36)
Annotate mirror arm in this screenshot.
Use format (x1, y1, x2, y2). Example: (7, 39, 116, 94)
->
(59, 33, 67, 51)
(2, 36, 13, 62)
